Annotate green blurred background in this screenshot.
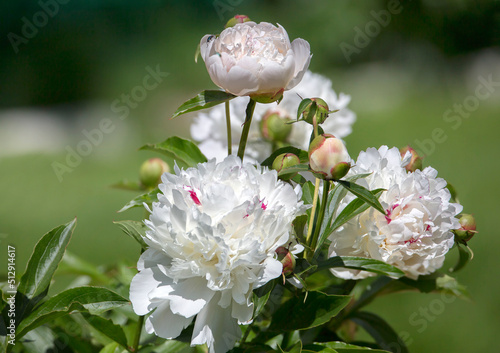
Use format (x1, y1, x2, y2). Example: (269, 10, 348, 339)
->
(1, 0, 499, 352)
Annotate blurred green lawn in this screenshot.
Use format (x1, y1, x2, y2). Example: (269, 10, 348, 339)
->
(1, 0, 500, 352)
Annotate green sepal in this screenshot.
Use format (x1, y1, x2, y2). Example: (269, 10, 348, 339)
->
(172, 90, 236, 118)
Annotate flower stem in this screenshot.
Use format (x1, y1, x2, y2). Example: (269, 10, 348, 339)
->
(132, 314, 144, 352)
(237, 99, 257, 161)
(225, 101, 232, 156)
(305, 178, 321, 258)
(310, 180, 330, 254)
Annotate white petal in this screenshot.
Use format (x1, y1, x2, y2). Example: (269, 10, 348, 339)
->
(255, 257, 282, 288)
(147, 301, 193, 339)
(257, 58, 294, 93)
(129, 267, 158, 316)
(232, 300, 254, 324)
(286, 39, 312, 89)
(167, 277, 215, 318)
(224, 65, 260, 96)
(191, 295, 241, 353)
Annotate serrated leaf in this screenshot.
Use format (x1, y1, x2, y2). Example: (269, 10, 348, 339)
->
(113, 220, 148, 248)
(350, 311, 408, 353)
(338, 181, 386, 215)
(268, 291, 351, 332)
(316, 257, 404, 279)
(140, 136, 207, 169)
(15, 218, 77, 323)
(172, 90, 236, 118)
(261, 147, 309, 167)
(118, 187, 159, 213)
(16, 287, 129, 339)
(82, 313, 128, 348)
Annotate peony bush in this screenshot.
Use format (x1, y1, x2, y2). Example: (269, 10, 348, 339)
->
(1, 16, 477, 353)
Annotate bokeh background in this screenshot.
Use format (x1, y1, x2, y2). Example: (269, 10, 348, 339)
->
(1, 0, 499, 352)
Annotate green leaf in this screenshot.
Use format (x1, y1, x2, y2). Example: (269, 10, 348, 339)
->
(315, 188, 384, 258)
(118, 187, 159, 213)
(268, 291, 351, 332)
(302, 345, 338, 353)
(253, 279, 276, 318)
(450, 241, 471, 272)
(261, 147, 309, 167)
(337, 181, 386, 215)
(278, 164, 309, 177)
(297, 98, 312, 120)
(99, 342, 120, 353)
(308, 342, 390, 352)
(283, 341, 302, 353)
(16, 286, 129, 339)
(397, 272, 470, 299)
(302, 181, 316, 206)
(140, 136, 207, 169)
(316, 257, 404, 279)
(172, 90, 236, 118)
(15, 218, 77, 322)
(82, 313, 128, 348)
(110, 179, 144, 192)
(328, 188, 385, 234)
(113, 220, 148, 248)
(350, 311, 408, 353)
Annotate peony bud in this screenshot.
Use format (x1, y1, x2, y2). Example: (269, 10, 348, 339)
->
(453, 214, 477, 242)
(276, 246, 296, 276)
(260, 109, 292, 142)
(272, 153, 300, 181)
(139, 158, 170, 188)
(301, 98, 330, 125)
(225, 15, 251, 28)
(400, 145, 423, 172)
(309, 134, 350, 180)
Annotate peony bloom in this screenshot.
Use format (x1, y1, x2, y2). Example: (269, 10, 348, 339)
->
(328, 146, 462, 280)
(129, 156, 306, 353)
(200, 21, 311, 102)
(191, 71, 356, 163)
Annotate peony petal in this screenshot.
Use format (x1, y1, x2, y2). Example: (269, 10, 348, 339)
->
(167, 277, 216, 318)
(231, 300, 254, 324)
(191, 294, 241, 353)
(200, 34, 217, 63)
(286, 39, 312, 90)
(129, 267, 159, 316)
(224, 65, 260, 96)
(255, 257, 282, 288)
(257, 58, 294, 93)
(147, 301, 194, 339)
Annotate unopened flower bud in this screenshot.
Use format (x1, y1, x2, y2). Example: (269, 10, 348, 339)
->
(309, 134, 351, 180)
(453, 214, 477, 242)
(225, 15, 251, 28)
(400, 145, 423, 172)
(139, 158, 169, 188)
(301, 98, 330, 125)
(276, 246, 295, 276)
(272, 153, 300, 181)
(260, 109, 292, 142)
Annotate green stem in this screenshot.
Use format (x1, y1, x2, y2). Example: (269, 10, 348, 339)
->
(225, 101, 232, 156)
(310, 180, 330, 255)
(237, 99, 257, 161)
(305, 178, 321, 260)
(131, 315, 145, 352)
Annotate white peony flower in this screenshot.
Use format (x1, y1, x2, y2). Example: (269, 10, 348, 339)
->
(200, 21, 311, 102)
(129, 156, 306, 353)
(191, 71, 356, 163)
(328, 146, 462, 280)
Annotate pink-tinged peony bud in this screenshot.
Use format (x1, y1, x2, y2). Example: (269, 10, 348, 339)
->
(309, 134, 350, 180)
(453, 214, 477, 242)
(260, 109, 292, 142)
(301, 97, 330, 125)
(272, 153, 300, 181)
(276, 246, 296, 276)
(400, 145, 423, 172)
(225, 15, 251, 28)
(139, 158, 170, 188)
